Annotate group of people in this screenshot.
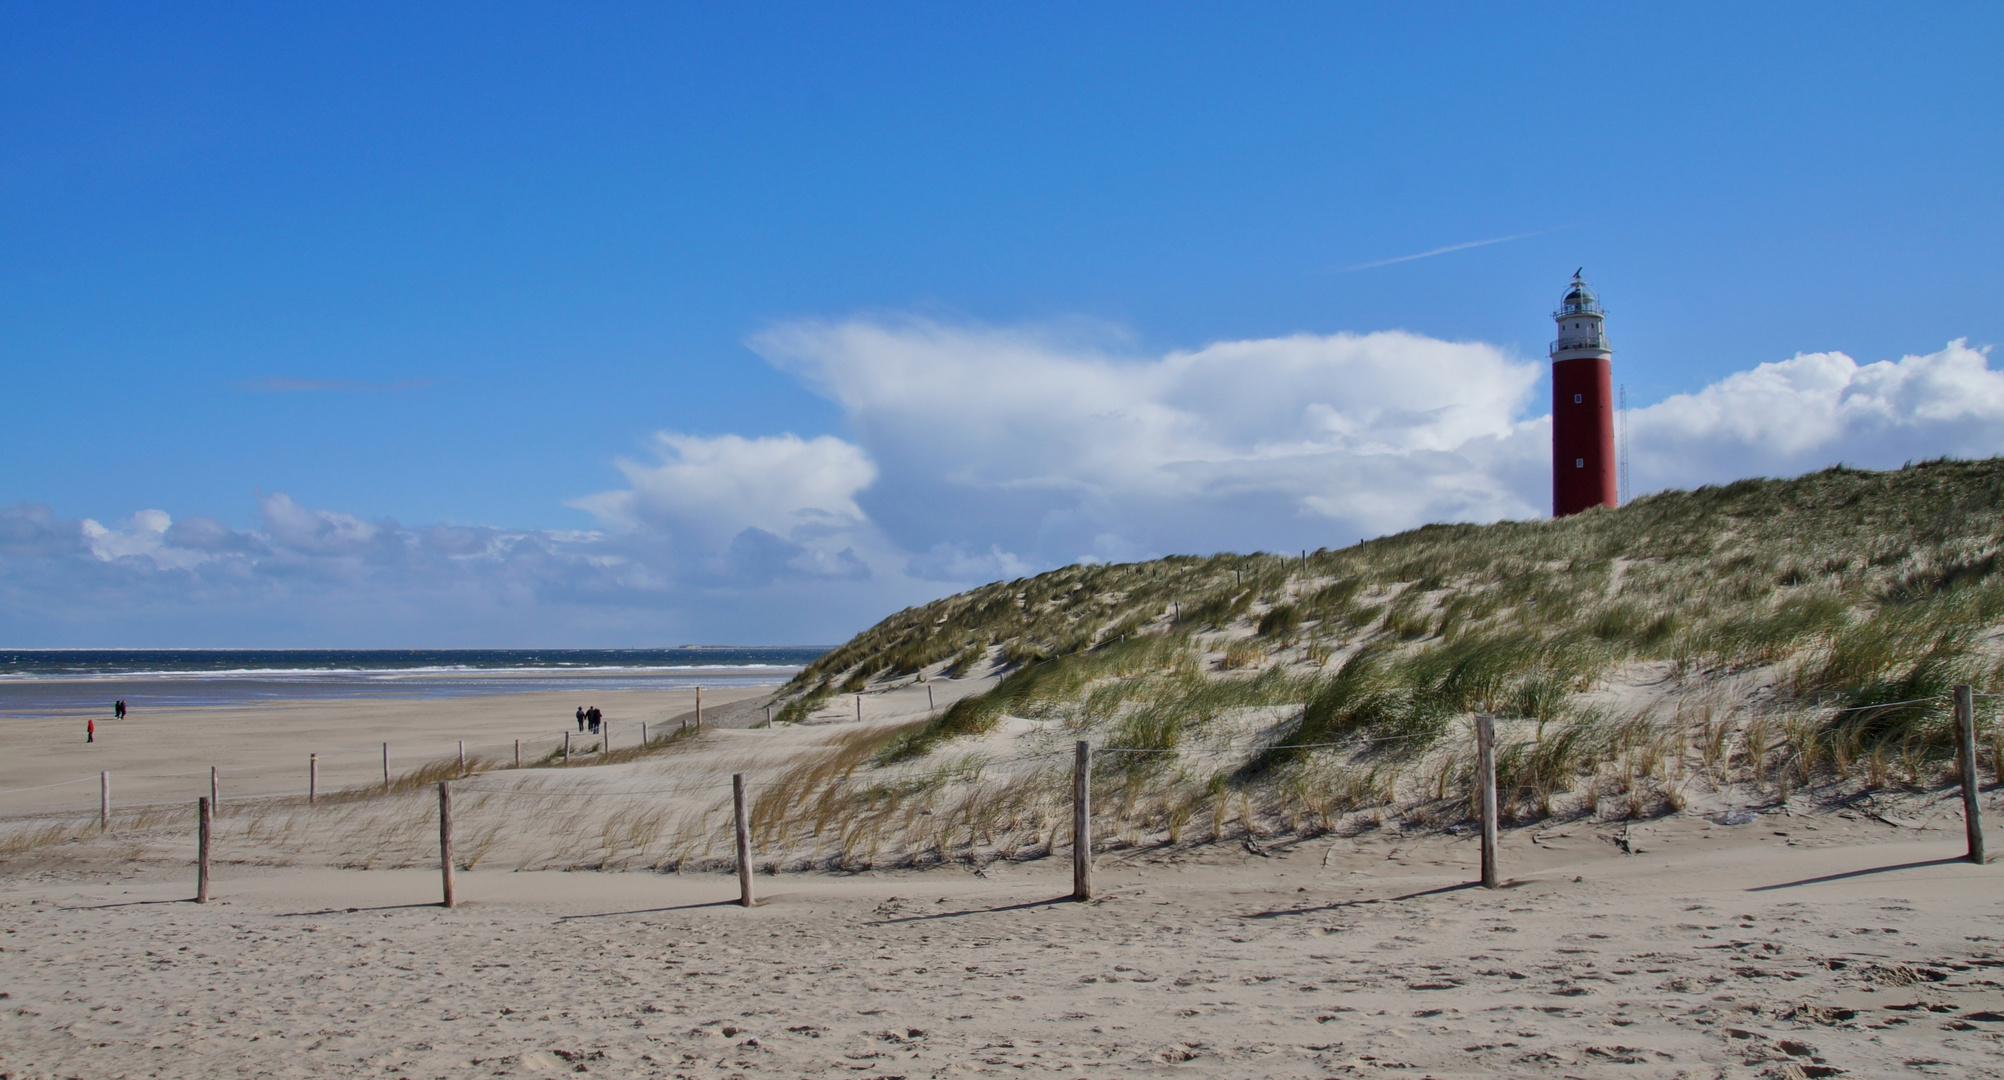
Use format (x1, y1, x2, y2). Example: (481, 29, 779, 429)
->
(575, 705, 604, 733)
(88, 699, 130, 743)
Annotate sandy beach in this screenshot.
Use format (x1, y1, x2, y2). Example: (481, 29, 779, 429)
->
(0, 681, 787, 821)
(0, 678, 2001, 1077)
(4, 815, 2002, 1077)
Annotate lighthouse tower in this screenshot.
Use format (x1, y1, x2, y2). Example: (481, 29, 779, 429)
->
(1550, 272, 1617, 516)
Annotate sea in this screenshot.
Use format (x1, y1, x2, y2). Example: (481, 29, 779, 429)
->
(0, 648, 827, 718)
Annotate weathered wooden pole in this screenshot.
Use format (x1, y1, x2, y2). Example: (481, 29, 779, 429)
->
(210, 765, 219, 812)
(514, 739, 521, 769)
(309, 753, 318, 804)
(855, 694, 862, 723)
(1477, 714, 1499, 888)
(563, 731, 571, 764)
(927, 684, 935, 712)
(458, 740, 466, 774)
(1956, 685, 1985, 864)
(438, 781, 456, 908)
(383, 742, 391, 789)
(695, 686, 703, 729)
(734, 773, 754, 907)
(1073, 741, 1093, 901)
(196, 796, 212, 903)
(765, 703, 773, 727)
(100, 771, 109, 830)
(603, 725, 611, 754)
(641, 721, 648, 746)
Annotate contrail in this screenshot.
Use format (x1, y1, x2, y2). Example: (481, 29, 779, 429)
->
(244, 377, 433, 393)
(1336, 230, 1548, 273)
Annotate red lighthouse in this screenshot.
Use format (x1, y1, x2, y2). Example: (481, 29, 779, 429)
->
(1550, 272, 1617, 516)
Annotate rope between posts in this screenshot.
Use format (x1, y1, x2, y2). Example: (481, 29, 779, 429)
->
(1095, 731, 1444, 755)
(0, 774, 101, 796)
(454, 780, 787, 798)
(1819, 694, 1947, 713)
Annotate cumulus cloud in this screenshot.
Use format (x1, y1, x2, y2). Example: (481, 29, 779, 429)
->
(751, 317, 1549, 565)
(572, 431, 881, 585)
(1630, 339, 2004, 490)
(258, 493, 382, 556)
(5, 318, 1998, 647)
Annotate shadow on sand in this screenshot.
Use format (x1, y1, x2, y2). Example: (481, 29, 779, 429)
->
(1239, 878, 1528, 919)
(1747, 855, 1975, 892)
(869, 895, 1075, 925)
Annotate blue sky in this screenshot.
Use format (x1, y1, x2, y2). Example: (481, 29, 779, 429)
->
(4, 4, 2001, 645)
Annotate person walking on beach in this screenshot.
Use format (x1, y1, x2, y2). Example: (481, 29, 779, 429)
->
(576, 706, 586, 732)
(86, 718, 95, 743)
(588, 706, 601, 734)
(114, 699, 126, 719)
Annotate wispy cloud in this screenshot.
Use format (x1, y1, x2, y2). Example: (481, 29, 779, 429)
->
(1335, 230, 1548, 273)
(243, 376, 433, 393)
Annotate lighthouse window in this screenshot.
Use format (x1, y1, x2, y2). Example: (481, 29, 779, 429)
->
(1574, 394, 1582, 403)
(1575, 458, 1585, 468)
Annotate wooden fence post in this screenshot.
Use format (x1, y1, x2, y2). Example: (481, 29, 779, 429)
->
(734, 774, 754, 907)
(1073, 741, 1093, 901)
(1477, 714, 1499, 888)
(641, 721, 648, 746)
(383, 742, 390, 790)
(210, 766, 219, 812)
(765, 703, 773, 727)
(439, 781, 456, 908)
(603, 725, 611, 754)
(196, 796, 211, 903)
(856, 695, 862, 723)
(696, 686, 703, 729)
(514, 739, 521, 768)
(563, 731, 571, 764)
(309, 754, 318, 804)
(458, 740, 466, 774)
(927, 684, 935, 712)
(100, 771, 109, 830)
(1956, 685, 1985, 864)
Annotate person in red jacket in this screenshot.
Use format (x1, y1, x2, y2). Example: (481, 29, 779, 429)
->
(87, 718, 95, 743)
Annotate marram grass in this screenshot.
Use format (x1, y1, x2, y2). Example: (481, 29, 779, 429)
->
(761, 458, 2004, 850)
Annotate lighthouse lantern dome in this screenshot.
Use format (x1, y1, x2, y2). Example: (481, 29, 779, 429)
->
(1556, 273, 1603, 318)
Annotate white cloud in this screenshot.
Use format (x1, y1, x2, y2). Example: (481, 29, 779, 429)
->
(571, 431, 882, 585)
(1629, 340, 2004, 491)
(5, 320, 1999, 647)
(751, 317, 1547, 563)
(577, 432, 874, 544)
(259, 493, 383, 556)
